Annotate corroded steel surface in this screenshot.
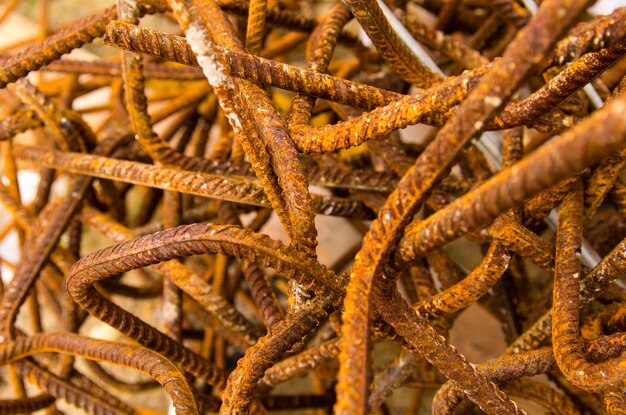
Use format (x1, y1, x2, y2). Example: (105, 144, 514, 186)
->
(0, 0, 626, 414)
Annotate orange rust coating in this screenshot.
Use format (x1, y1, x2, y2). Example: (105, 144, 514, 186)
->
(3, 1, 626, 414)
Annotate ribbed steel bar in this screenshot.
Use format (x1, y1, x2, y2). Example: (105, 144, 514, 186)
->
(1, 1, 626, 414)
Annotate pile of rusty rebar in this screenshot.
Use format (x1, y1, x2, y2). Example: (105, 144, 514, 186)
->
(1, 0, 626, 413)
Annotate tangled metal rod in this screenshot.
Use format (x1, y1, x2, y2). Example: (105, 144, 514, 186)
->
(1, 0, 626, 413)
